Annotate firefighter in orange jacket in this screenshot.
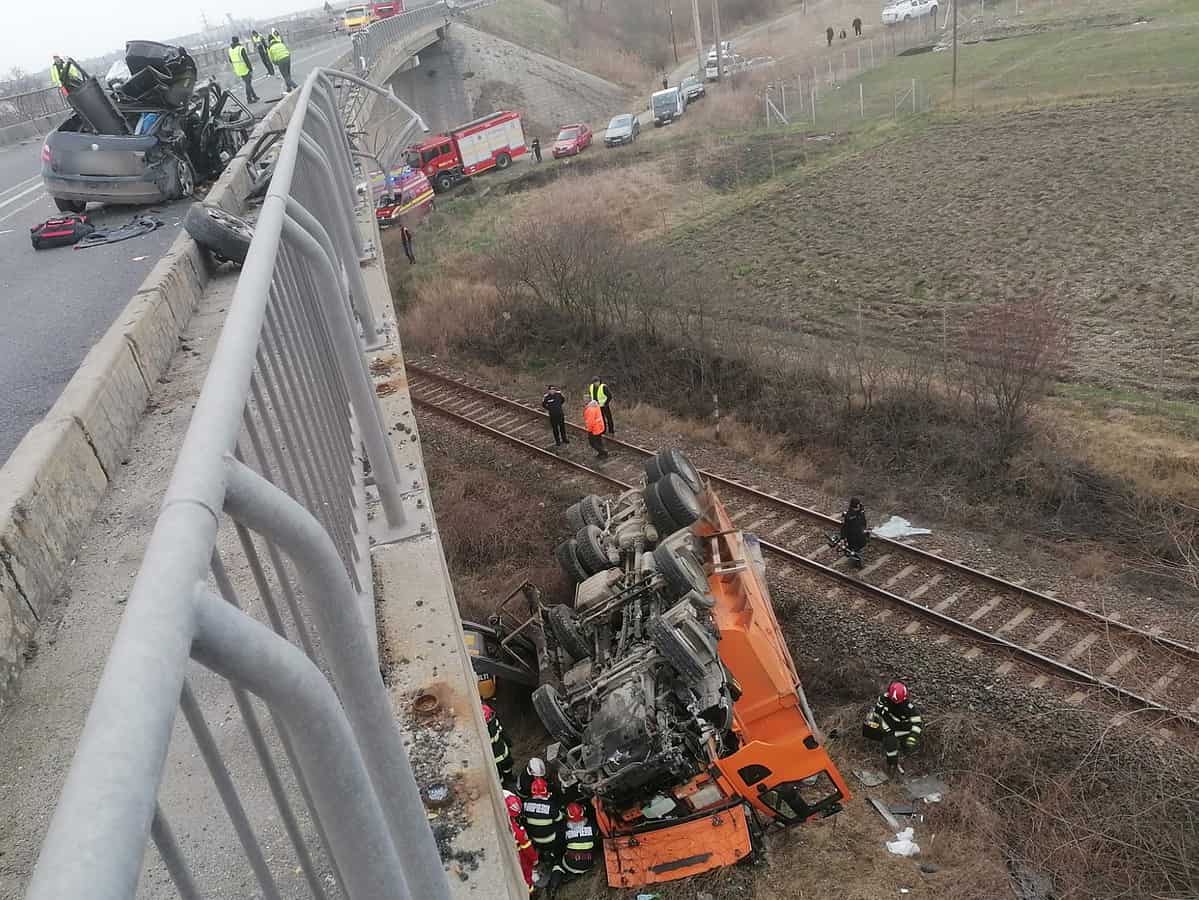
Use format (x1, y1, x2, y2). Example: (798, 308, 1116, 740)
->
(505, 791, 538, 892)
(583, 400, 608, 459)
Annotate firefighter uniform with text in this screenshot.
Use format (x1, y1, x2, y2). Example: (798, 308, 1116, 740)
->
(505, 791, 538, 893)
(863, 681, 923, 768)
(482, 703, 514, 782)
(547, 801, 596, 895)
(522, 777, 565, 866)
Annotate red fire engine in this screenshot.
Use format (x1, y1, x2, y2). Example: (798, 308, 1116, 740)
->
(404, 110, 527, 192)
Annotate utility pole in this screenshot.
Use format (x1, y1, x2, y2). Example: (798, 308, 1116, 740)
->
(691, 0, 704, 79)
(664, 0, 680, 65)
(952, 0, 959, 102)
(711, 0, 724, 83)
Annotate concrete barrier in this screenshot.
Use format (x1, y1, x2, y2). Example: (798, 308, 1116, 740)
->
(0, 88, 303, 710)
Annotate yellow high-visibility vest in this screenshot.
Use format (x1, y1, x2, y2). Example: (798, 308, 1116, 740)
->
(229, 47, 250, 77)
(267, 38, 291, 63)
(588, 382, 608, 404)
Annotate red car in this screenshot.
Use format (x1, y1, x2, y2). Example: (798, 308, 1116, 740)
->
(552, 123, 593, 158)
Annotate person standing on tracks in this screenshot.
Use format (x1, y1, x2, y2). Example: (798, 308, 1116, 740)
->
(268, 32, 298, 92)
(523, 777, 566, 868)
(828, 496, 869, 567)
(584, 400, 608, 459)
(251, 30, 275, 76)
(228, 37, 260, 104)
(587, 376, 613, 435)
(399, 224, 416, 264)
(863, 681, 924, 770)
(483, 703, 514, 783)
(542, 385, 568, 446)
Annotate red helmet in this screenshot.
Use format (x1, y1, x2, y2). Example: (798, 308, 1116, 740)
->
(566, 802, 585, 821)
(504, 791, 522, 817)
(531, 777, 550, 799)
(886, 681, 908, 704)
(481, 703, 495, 723)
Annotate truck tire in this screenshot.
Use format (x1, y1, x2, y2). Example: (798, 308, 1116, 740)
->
(579, 494, 606, 528)
(653, 543, 708, 598)
(495, 151, 511, 170)
(645, 448, 703, 495)
(648, 617, 709, 683)
(643, 481, 679, 536)
(565, 501, 587, 532)
(574, 525, 613, 575)
(548, 604, 591, 661)
(555, 539, 590, 584)
(53, 197, 86, 214)
(434, 171, 454, 192)
(657, 472, 702, 528)
(533, 683, 582, 746)
(184, 202, 253, 265)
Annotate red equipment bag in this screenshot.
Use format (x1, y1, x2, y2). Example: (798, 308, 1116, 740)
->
(30, 213, 94, 250)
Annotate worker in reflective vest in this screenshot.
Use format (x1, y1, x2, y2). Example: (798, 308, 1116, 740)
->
(267, 33, 298, 91)
(583, 401, 608, 460)
(504, 792, 538, 893)
(250, 30, 275, 76)
(522, 777, 565, 865)
(49, 55, 83, 95)
(482, 703, 514, 782)
(546, 801, 596, 895)
(587, 376, 614, 435)
(228, 37, 260, 103)
(863, 681, 924, 770)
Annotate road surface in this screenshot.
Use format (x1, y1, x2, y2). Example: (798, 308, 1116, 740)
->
(0, 36, 351, 466)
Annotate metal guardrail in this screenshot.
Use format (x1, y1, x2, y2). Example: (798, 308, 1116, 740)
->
(25, 66, 444, 900)
(0, 86, 69, 128)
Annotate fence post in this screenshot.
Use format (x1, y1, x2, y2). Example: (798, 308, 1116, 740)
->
(811, 86, 816, 124)
(912, 78, 917, 113)
(860, 82, 864, 118)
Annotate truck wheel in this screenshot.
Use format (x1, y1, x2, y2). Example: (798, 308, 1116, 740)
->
(574, 525, 613, 575)
(548, 604, 591, 661)
(643, 482, 680, 537)
(533, 683, 582, 745)
(656, 473, 702, 528)
(645, 448, 702, 494)
(579, 494, 606, 528)
(648, 617, 709, 683)
(653, 543, 708, 598)
(184, 202, 254, 265)
(434, 171, 454, 191)
(495, 152, 511, 170)
(565, 501, 587, 532)
(555, 539, 590, 584)
(53, 197, 86, 214)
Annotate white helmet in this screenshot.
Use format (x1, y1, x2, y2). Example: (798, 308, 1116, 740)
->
(527, 757, 546, 778)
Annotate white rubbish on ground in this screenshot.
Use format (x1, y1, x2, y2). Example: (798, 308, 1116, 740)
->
(886, 827, 921, 857)
(872, 516, 932, 539)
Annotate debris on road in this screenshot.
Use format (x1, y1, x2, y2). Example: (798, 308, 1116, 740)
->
(885, 826, 921, 857)
(74, 215, 163, 249)
(873, 516, 932, 539)
(868, 797, 902, 831)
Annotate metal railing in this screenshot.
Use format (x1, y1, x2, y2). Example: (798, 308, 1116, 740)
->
(0, 86, 69, 127)
(25, 67, 443, 900)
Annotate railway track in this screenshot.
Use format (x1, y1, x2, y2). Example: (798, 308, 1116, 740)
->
(404, 362, 1199, 731)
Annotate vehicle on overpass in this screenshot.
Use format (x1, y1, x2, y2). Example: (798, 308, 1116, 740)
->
(651, 86, 686, 126)
(371, 0, 404, 19)
(344, 4, 374, 32)
(41, 42, 253, 212)
(882, 0, 939, 23)
(404, 110, 526, 191)
(535, 449, 850, 888)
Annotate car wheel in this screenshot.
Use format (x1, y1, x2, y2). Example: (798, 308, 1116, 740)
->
(169, 153, 196, 201)
(574, 525, 613, 575)
(495, 151, 511, 170)
(555, 538, 590, 584)
(656, 472, 702, 528)
(532, 683, 582, 745)
(53, 197, 86, 214)
(434, 172, 453, 192)
(547, 604, 591, 661)
(183, 202, 253, 265)
(653, 543, 709, 598)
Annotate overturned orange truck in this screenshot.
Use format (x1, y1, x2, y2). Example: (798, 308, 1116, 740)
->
(535, 448, 850, 887)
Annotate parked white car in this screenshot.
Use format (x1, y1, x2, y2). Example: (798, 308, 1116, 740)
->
(882, 0, 938, 24)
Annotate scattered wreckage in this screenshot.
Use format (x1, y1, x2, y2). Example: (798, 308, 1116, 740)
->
(41, 42, 254, 212)
(468, 448, 851, 888)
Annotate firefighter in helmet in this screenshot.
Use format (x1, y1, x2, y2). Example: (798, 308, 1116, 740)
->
(522, 777, 565, 867)
(482, 702, 514, 783)
(863, 681, 924, 769)
(547, 801, 597, 896)
(516, 756, 548, 799)
(504, 791, 538, 893)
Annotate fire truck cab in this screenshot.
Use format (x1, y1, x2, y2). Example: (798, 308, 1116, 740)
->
(405, 110, 526, 192)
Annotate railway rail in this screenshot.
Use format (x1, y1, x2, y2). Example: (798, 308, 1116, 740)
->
(403, 362, 1199, 731)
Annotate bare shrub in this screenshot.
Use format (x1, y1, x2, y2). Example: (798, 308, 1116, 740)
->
(400, 274, 502, 356)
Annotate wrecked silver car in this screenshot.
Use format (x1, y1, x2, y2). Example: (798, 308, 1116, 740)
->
(41, 41, 253, 212)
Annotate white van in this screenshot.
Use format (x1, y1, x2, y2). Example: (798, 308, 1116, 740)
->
(651, 86, 686, 126)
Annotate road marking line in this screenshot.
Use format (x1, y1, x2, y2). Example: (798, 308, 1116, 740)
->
(771, 519, 799, 537)
(1063, 632, 1099, 663)
(997, 606, 1035, 634)
(0, 181, 42, 211)
(884, 565, 917, 587)
(903, 621, 921, 635)
(1102, 650, 1137, 677)
(967, 594, 1004, 622)
(909, 573, 943, 600)
(1028, 620, 1063, 649)
(0, 191, 47, 224)
(1150, 665, 1183, 696)
(933, 591, 962, 612)
(0, 174, 39, 201)
(858, 554, 891, 576)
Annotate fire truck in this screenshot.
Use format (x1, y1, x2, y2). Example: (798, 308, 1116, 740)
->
(404, 110, 526, 192)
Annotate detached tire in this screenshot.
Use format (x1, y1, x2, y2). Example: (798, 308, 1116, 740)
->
(184, 202, 253, 265)
(555, 539, 590, 584)
(533, 683, 582, 746)
(643, 481, 680, 537)
(657, 472, 702, 528)
(548, 604, 591, 661)
(574, 525, 612, 575)
(653, 543, 709, 598)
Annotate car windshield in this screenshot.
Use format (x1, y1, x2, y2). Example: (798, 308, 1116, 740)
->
(346, 5, 368, 15)
(556, 128, 579, 141)
(608, 116, 631, 130)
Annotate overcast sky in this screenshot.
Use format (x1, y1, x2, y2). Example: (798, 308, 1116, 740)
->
(3, 0, 325, 75)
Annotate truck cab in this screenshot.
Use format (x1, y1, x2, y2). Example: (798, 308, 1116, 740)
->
(405, 135, 459, 191)
(343, 4, 372, 32)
